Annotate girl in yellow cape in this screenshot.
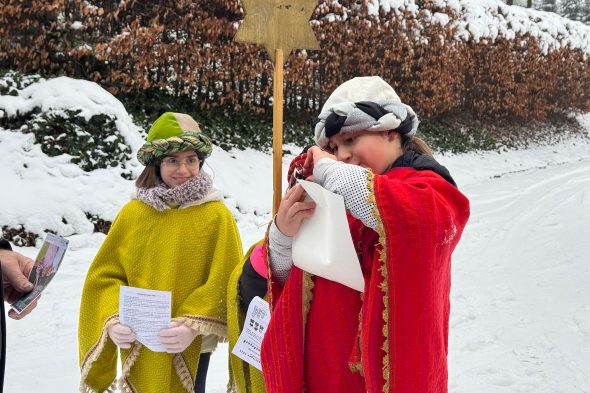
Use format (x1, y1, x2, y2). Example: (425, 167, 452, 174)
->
(78, 112, 243, 393)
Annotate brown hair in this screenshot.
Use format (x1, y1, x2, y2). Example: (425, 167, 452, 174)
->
(135, 162, 162, 188)
(401, 134, 433, 157)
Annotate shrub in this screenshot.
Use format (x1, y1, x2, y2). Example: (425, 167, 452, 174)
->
(1, 0, 588, 127)
(0, 105, 133, 177)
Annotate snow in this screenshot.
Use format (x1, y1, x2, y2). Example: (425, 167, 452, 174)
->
(1, 79, 590, 391)
(365, 0, 590, 56)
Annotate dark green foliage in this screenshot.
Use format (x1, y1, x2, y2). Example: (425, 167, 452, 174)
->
(421, 111, 586, 153)
(120, 89, 315, 151)
(0, 105, 133, 175)
(420, 119, 500, 153)
(0, 70, 41, 96)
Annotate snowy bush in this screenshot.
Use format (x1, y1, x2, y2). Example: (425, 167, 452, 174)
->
(1, 108, 133, 175)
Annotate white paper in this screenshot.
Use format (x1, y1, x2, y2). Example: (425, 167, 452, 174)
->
(292, 180, 364, 292)
(119, 286, 171, 352)
(231, 296, 270, 370)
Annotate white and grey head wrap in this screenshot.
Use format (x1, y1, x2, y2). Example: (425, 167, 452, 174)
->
(313, 76, 419, 148)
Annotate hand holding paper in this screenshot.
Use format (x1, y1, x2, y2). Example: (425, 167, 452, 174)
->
(292, 180, 364, 292)
(275, 184, 316, 237)
(108, 323, 136, 349)
(10, 233, 68, 316)
(158, 321, 197, 353)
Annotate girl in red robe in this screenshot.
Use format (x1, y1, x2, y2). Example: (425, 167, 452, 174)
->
(261, 76, 470, 393)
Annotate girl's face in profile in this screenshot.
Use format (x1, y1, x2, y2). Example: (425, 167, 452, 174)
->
(159, 150, 201, 188)
(326, 130, 402, 174)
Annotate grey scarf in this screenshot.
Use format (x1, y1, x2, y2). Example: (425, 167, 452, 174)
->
(136, 172, 214, 211)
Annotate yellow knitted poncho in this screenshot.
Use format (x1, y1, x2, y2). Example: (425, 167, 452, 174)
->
(79, 199, 243, 393)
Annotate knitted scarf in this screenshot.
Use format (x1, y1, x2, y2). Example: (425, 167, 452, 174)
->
(136, 172, 214, 211)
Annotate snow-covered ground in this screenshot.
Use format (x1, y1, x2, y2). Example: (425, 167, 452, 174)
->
(2, 77, 590, 391)
(4, 122, 590, 393)
(3, 128, 590, 392)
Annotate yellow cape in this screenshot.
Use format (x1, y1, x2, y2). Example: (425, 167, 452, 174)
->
(79, 199, 243, 393)
(227, 242, 267, 393)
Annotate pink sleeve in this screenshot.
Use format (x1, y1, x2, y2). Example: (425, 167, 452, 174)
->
(250, 244, 268, 279)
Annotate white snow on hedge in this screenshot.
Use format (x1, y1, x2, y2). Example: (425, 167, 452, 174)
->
(366, 0, 590, 55)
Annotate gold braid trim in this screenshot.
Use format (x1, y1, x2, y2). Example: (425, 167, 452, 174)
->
(176, 315, 228, 343)
(349, 361, 364, 374)
(172, 353, 196, 393)
(367, 171, 391, 393)
(263, 218, 275, 309)
(79, 314, 120, 393)
(302, 271, 315, 341)
(349, 292, 365, 375)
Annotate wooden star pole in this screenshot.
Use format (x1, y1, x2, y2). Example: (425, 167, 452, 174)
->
(235, 0, 319, 216)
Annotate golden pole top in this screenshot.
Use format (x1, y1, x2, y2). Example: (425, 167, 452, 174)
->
(233, 0, 320, 216)
(235, 0, 319, 65)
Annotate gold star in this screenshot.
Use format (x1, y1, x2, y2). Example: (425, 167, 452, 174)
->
(235, 0, 320, 64)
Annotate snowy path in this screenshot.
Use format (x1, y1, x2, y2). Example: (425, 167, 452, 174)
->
(4, 155, 590, 392)
(449, 158, 590, 392)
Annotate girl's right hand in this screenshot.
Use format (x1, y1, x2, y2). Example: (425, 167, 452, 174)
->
(275, 184, 316, 237)
(107, 323, 136, 349)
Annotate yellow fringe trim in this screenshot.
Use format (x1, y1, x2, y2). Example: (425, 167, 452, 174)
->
(80, 381, 117, 393)
(176, 315, 228, 343)
(118, 376, 139, 393)
(119, 341, 142, 392)
(172, 353, 196, 393)
(367, 171, 391, 393)
(79, 314, 120, 393)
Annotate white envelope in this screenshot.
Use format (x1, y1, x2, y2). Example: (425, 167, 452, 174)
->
(292, 180, 364, 292)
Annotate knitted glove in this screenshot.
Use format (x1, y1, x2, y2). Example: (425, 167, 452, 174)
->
(158, 321, 198, 353)
(107, 323, 136, 349)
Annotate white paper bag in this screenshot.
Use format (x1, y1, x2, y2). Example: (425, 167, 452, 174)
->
(292, 180, 364, 292)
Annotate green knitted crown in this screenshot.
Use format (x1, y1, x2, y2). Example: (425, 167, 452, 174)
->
(137, 112, 213, 165)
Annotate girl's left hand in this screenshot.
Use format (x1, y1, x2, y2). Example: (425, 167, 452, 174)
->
(303, 146, 336, 178)
(159, 321, 198, 353)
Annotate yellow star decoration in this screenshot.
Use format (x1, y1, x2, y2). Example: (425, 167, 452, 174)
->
(235, 0, 320, 64)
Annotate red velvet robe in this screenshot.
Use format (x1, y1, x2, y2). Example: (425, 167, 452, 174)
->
(261, 167, 470, 393)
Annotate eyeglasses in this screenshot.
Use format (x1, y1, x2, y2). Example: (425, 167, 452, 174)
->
(159, 156, 201, 169)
